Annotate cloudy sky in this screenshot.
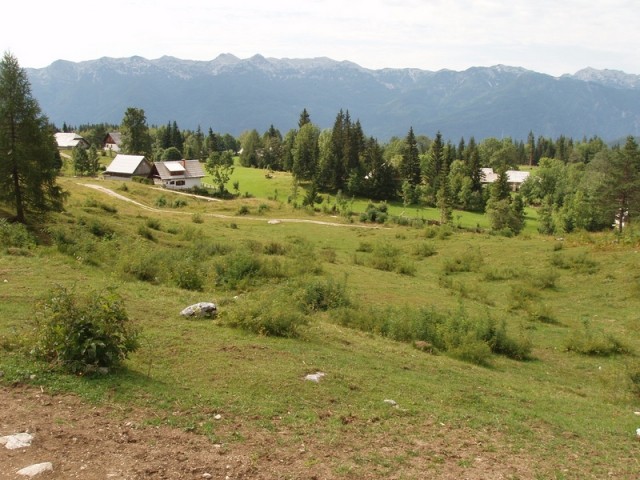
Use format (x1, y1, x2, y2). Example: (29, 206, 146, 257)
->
(3, 0, 639, 76)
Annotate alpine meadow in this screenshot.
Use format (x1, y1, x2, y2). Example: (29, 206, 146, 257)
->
(1, 51, 640, 479)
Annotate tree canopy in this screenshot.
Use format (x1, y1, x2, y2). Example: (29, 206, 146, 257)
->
(0, 52, 65, 222)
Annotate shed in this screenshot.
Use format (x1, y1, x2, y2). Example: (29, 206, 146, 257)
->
(480, 168, 530, 191)
(151, 160, 206, 189)
(103, 154, 152, 180)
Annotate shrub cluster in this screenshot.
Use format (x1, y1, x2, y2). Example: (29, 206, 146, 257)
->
(34, 286, 140, 374)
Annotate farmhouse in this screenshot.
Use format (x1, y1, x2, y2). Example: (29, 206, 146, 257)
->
(103, 154, 152, 180)
(480, 168, 530, 191)
(150, 160, 206, 190)
(54, 132, 89, 149)
(103, 132, 122, 152)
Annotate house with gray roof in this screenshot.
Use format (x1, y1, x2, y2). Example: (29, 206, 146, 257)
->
(150, 160, 206, 190)
(103, 154, 152, 180)
(103, 132, 122, 152)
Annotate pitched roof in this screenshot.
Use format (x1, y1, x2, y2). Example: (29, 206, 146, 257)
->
(480, 168, 530, 184)
(54, 132, 87, 148)
(105, 132, 122, 145)
(153, 160, 206, 179)
(105, 154, 148, 174)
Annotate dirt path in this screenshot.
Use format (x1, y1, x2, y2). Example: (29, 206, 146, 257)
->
(0, 385, 538, 479)
(82, 184, 380, 228)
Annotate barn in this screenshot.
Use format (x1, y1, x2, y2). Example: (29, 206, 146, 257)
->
(103, 154, 153, 180)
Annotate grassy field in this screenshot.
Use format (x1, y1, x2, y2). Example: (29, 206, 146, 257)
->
(1, 172, 639, 478)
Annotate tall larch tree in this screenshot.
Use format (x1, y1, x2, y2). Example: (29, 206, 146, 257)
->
(0, 52, 65, 223)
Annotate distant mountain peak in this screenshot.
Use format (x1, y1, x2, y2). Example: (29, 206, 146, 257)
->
(570, 67, 640, 89)
(25, 55, 640, 141)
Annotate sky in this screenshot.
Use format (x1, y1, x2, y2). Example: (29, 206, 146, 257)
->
(3, 0, 639, 76)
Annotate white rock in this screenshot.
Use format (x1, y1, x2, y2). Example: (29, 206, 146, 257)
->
(0, 432, 33, 449)
(17, 462, 53, 477)
(214, 414, 222, 420)
(637, 428, 640, 438)
(180, 302, 217, 318)
(202, 474, 213, 479)
(383, 399, 398, 407)
(304, 372, 326, 383)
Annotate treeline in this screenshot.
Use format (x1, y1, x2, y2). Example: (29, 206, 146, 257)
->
(63, 106, 640, 235)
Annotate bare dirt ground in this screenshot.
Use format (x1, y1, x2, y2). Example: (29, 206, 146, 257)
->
(0, 385, 541, 480)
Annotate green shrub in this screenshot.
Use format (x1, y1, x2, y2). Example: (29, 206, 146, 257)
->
(566, 319, 633, 356)
(137, 225, 155, 241)
(146, 218, 162, 230)
(550, 252, 599, 274)
(0, 219, 36, 249)
(191, 213, 204, 224)
(34, 286, 140, 374)
(155, 196, 168, 207)
(88, 220, 114, 239)
(226, 293, 308, 338)
(413, 242, 437, 258)
(297, 277, 350, 312)
(264, 241, 287, 255)
(214, 251, 262, 289)
(172, 199, 188, 208)
(529, 269, 559, 289)
(132, 176, 153, 185)
(237, 205, 250, 215)
(442, 248, 484, 274)
(173, 262, 205, 291)
(99, 203, 118, 214)
(120, 251, 163, 284)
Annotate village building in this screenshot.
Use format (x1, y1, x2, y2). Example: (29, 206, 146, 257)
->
(103, 132, 122, 152)
(103, 154, 152, 180)
(480, 167, 530, 191)
(54, 132, 89, 149)
(150, 160, 206, 190)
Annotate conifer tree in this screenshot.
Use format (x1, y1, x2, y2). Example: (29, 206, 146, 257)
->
(0, 52, 65, 222)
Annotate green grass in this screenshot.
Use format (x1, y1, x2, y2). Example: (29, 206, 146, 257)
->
(1, 176, 639, 478)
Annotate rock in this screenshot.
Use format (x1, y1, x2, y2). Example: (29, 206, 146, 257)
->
(0, 432, 33, 449)
(214, 414, 222, 420)
(202, 474, 213, 479)
(267, 219, 281, 225)
(16, 462, 53, 477)
(637, 428, 640, 439)
(180, 302, 217, 318)
(304, 372, 326, 383)
(383, 399, 398, 407)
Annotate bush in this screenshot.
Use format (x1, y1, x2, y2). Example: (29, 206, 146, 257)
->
(226, 293, 308, 338)
(191, 213, 204, 224)
(146, 218, 162, 230)
(214, 251, 262, 289)
(173, 262, 205, 291)
(34, 286, 140, 374)
(566, 319, 633, 356)
(137, 225, 155, 241)
(237, 205, 250, 215)
(297, 277, 350, 312)
(442, 248, 484, 274)
(0, 219, 35, 249)
(413, 242, 437, 258)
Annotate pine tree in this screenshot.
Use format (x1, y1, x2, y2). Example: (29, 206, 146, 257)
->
(0, 52, 65, 222)
(400, 127, 421, 186)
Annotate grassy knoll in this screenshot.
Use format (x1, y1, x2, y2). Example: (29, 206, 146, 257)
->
(1, 175, 639, 478)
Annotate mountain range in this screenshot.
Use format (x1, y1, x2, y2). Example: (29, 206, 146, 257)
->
(26, 54, 640, 142)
